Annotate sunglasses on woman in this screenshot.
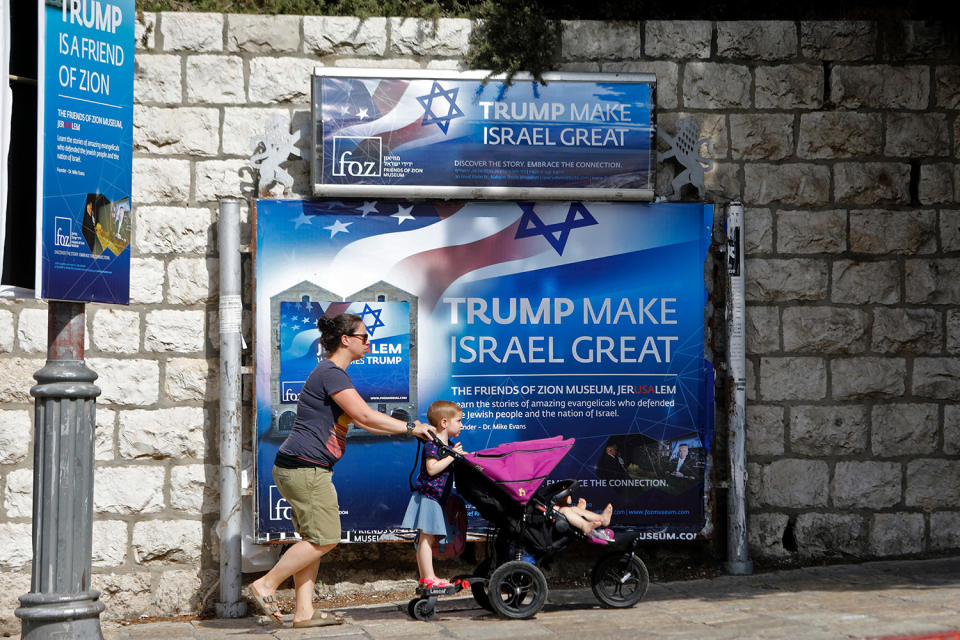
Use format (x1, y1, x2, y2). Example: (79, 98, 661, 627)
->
(347, 332, 370, 344)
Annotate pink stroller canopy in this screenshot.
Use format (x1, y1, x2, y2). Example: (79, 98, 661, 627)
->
(463, 436, 575, 505)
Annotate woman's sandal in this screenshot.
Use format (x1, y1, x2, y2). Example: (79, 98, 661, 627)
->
(292, 611, 344, 628)
(248, 586, 284, 626)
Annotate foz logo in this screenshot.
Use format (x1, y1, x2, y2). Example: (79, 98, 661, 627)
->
(331, 136, 381, 177)
(54, 217, 72, 247)
(280, 382, 302, 403)
(269, 485, 291, 521)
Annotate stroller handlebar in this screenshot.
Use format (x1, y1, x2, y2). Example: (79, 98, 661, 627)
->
(540, 479, 579, 507)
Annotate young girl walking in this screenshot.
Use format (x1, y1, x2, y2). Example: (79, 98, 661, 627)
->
(401, 400, 465, 587)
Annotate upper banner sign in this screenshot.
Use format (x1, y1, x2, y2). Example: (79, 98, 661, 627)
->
(311, 69, 656, 201)
(37, 0, 135, 304)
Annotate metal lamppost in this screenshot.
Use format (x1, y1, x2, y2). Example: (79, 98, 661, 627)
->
(15, 301, 104, 639)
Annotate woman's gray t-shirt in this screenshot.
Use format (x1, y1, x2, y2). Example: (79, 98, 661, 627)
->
(277, 360, 354, 468)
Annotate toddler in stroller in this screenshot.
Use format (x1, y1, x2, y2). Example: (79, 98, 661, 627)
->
(406, 435, 649, 621)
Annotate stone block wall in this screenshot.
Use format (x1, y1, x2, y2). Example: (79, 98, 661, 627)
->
(0, 14, 957, 629)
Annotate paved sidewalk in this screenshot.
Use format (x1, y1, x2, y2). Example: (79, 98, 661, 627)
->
(15, 556, 960, 639)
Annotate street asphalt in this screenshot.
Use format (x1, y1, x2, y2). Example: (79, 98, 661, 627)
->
(10, 556, 960, 639)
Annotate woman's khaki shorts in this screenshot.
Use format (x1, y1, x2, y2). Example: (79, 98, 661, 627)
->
(272, 465, 340, 546)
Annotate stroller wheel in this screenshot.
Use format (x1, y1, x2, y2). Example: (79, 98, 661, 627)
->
(591, 552, 650, 608)
(410, 597, 436, 621)
(487, 560, 548, 619)
(471, 559, 493, 611)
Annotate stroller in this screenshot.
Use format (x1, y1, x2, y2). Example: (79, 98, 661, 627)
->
(408, 435, 649, 620)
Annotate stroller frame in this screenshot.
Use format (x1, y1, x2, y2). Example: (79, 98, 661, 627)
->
(406, 435, 650, 621)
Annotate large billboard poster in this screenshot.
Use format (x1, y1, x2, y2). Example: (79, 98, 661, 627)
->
(312, 69, 656, 201)
(255, 199, 714, 542)
(37, 0, 134, 303)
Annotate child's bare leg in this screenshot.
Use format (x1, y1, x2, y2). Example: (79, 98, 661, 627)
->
(416, 533, 437, 581)
(559, 506, 599, 534)
(577, 498, 587, 509)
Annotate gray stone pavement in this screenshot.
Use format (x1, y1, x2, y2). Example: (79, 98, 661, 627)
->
(14, 556, 960, 639)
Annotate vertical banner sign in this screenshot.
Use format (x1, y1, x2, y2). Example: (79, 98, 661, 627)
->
(255, 200, 714, 542)
(312, 69, 656, 201)
(38, 0, 134, 304)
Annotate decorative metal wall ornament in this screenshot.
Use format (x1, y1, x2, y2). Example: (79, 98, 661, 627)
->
(657, 117, 714, 200)
(249, 115, 302, 194)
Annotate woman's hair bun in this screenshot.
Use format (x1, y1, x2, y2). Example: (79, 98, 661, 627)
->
(316, 316, 336, 333)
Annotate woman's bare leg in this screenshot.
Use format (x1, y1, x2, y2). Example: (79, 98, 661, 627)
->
(250, 540, 335, 622)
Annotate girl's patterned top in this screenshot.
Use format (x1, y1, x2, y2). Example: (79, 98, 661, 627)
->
(413, 441, 454, 503)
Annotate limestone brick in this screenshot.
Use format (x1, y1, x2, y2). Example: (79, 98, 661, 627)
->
(789, 405, 868, 455)
(0, 523, 32, 567)
(800, 21, 876, 61)
(746, 404, 785, 456)
(759, 459, 829, 507)
(777, 210, 847, 254)
(194, 159, 253, 202)
(658, 112, 727, 158)
(145, 310, 206, 353)
(304, 16, 387, 56)
(905, 259, 960, 304)
(3, 467, 32, 518)
(170, 464, 218, 514)
(717, 21, 797, 59)
(744, 164, 831, 206)
(0, 409, 30, 464)
(135, 11, 157, 51)
(222, 107, 291, 156)
(227, 14, 300, 53)
(92, 520, 129, 567)
(730, 114, 794, 161)
(795, 513, 866, 558)
(93, 572, 154, 620)
(86, 358, 160, 406)
(134, 106, 220, 156)
(746, 305, 779, 354)
(797, 112, 882, 158)
(391, 18, 472, 58)
(782, 307, 868, 353)
(744, 208, 773, 254)
(918, 164, 955, 205)
(160, 12, 223, 52)
(133, 519, 203, 564)
(913, 357, 960, 399)
(0, 572, 31, 633)
(883, 21, 957, 61)
(185, 55, 245, 105)
(850, 209, 937, 255)
(935, 66, 960, 109)
(155, 569, 204, 615)
(129, 257, 165, 305)
(831, 260, 900, 305)
(604, 61, 677, 109)
(834, 163, 911, 206)
(134, 54, 182, 104)
(16, 307, 47, 353)
(248, 57, 315, 104)
(831, 65, 929, 110)
(940, 211, 960, 252)
(870, 513, 925, 556)
(96, 408, 116, 461)
(758, 357, 827, 401)
(0, 309, 12, 352)
(136, 206, 212, 255)
(745, 258, 829, 302)
(118, 407, 206, 460)
(872, 404, 939, 456)
(644, 21, 711, 59)
(167, 257, 217, 305)
(0, 358, 46, 403)
(885, 113, 951, 158)
(905, 459, 960, 508)
(561, 20, 641, 61)
(132, 158, 191, 204)
(166, 357, 218, 402)
(748, 513, 791, 558)
(833, 461, 901, 509)
(93, 466, 165, 515)
(930, 511, 960, 551)
(683, 62, 751, 109)
(755, 64, 823, 109)
(831, 357, 907, 399)
(91, 308, 140, 354)
(872, 308, 941, 354)
(949, 311, 960, 355)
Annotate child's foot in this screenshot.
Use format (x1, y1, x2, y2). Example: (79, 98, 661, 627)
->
(576, 498, 588, 510)
(419, 577, 452, 588)
(601, 503, 613, 526)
